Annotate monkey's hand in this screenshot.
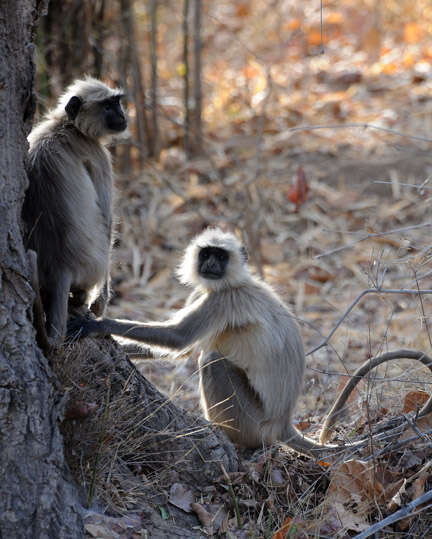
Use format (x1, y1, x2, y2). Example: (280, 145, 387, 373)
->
(67, 315, 101, 339)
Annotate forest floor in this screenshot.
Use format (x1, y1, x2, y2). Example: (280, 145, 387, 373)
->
(110, 137, 432, 423)
(84, 4, 432, 535)
(94, 135, 432, 537)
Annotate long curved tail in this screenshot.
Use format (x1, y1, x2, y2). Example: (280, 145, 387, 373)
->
(320, 349, 432, 444)
(284, 425, 365, 457)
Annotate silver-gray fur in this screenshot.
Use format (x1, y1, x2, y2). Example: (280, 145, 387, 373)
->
(23, 77, 127, 344)
(69, 228, 330, 453)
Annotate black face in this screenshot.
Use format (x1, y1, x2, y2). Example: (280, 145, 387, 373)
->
(101, 95, 127, 132)
(198, 247, 229, 280)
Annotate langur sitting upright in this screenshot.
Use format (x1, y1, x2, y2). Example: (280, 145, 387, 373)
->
(69, 228, 432, 454)
(23, 77, 127, 345)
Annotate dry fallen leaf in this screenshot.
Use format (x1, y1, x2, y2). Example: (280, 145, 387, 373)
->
(191, 502, 213, 532)
(273, 517, 294, 539)
(168, 483, 194, 513)
(333, 502, 370, 532)
(325, 459, 385, 530)
(404, 22, 423, 43)
(388, 478, 407, 511)
(287, 166, 309, 212)
(328, 459, 385, 504)
(412, 474, 427, 499)
(403, 390, 430, 414)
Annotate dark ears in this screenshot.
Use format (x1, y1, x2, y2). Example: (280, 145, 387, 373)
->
(65, 96, 83, 120)
(240, 246, 248, 263)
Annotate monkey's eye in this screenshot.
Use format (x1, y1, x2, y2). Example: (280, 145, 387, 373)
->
(217, 252, 228, 262)
(103, 102, 112, 112)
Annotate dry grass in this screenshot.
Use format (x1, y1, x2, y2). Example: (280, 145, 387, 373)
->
(49, 1, 432, 533)
(54, 141, 432, 536)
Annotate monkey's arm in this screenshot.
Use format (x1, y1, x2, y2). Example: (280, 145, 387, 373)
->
(320, 349, 432, 443)
(68, 296, 222, 351)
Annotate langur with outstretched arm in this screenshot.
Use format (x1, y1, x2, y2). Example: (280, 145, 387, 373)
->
(69, 228, 432, 454)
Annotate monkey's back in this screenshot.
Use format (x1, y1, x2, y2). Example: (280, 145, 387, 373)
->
(23, 119, 113, 294)
(206, 280, 305, 430)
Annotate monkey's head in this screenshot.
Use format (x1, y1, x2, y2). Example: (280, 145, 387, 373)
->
(177, 228, 250, 291)
(58, 77, 127, 138)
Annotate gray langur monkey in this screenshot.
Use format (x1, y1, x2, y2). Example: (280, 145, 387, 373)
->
(68, 228, 432, 454)
(23, 77, 127, 345)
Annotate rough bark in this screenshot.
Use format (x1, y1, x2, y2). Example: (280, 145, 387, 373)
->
(0, 2, 238, 536)
(60, 338, 238, 502)
(0, 1, 84, 537)
(119, 0, 151, 166)
(41, 0, 95, 94)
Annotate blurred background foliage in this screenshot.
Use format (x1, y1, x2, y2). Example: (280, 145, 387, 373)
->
(35, 0, 432, 171)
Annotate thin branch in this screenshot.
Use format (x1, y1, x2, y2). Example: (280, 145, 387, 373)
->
(354, 489, 432, 539)
(307, 365, 432, 385)
(364, 426, 432, 461)
(373, 178, 431, 194)
(315, 222, 432, 259)
(285, 122, 432, 143)
(319, 0, 324, 54)
(414, 271, 432, 350)
(403, 414, 432, 450)
(307, 287, 432, 356)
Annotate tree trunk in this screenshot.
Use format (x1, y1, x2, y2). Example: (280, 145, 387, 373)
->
(41, 0, 94, 94)
(149, 0, 160, 160)
(1, 2, 238, 536)
(120, 0, 151, 165)
(60, 338, 238, 514)
(182, 0, 191, 157)
(192, 0, 202, 153)
(0, 2, 84, 537)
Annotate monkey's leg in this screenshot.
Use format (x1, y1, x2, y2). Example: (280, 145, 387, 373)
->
(90, 276, 110, 317)
(69, 288, 88, 309)
(44, 270, 73, 344)
(27, 250, 52, 355)
(199, 352, 265, 448)
(320, 349, 432, 443)
(68, 288, 91, 320)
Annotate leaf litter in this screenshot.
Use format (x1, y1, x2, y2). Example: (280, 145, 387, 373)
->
(72, 0, 432, 534)
(103, 112, 432, 539)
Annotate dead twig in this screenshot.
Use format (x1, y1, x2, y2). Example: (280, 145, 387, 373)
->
(353, 489, 432, 539)
(285, 122, 432, 144)
(403, 414, 432, 450)
(373, 177, 431, 194)
(364, 427, 432, 461)
(316, 222, 432, 260)
(307, 287, 432, 356)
